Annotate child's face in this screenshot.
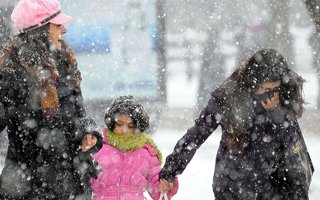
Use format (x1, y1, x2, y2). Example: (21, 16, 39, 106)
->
(114, 114, 135, 135)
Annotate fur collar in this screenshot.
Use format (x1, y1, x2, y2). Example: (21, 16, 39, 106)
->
(105, 129, 162, 164)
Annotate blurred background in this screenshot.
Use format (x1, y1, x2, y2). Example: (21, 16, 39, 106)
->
(1, 0, 320, 198)
(1, 0, 318, 129)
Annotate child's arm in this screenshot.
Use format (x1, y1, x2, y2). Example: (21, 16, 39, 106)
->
(145, 145, 178, 200)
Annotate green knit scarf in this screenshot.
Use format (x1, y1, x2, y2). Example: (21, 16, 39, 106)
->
(105, 129, 163, 164)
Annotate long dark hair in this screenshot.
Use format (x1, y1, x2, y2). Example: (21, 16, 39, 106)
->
(221, 49, 305, 151)
(0, 23, 77, 72)
(0, 24, 51, 67)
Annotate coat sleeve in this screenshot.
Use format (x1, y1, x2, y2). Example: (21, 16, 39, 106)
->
(145, 145, 178, 200)
(59, 56, 86, 120)
(90, 149, 104, 195)
(0, 68, 11, 132)
(0, 101, 7, 132)
(159, 88, 223, 182)
(71, 65, 86, 119)
(74, 151, 102, 196)
(275, 120, 314, 199)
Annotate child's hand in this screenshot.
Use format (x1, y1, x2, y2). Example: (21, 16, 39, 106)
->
(159, 179, 174, 193)
(81, 133, 97, 152)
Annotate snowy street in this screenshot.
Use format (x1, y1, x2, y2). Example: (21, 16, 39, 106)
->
(152, 128, 320, 200)
(1, 25, 320, 199)
(1, 0, 320, 198)
(0, 115, 319, 200)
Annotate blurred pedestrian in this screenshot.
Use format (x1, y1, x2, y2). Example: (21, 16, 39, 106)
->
(91, 95, 178, 200)
(197, 25, 225, 115)
(0, 0, 102, 199)
(159, 49, 314, 199)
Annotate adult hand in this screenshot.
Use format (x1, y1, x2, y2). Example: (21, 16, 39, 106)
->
(158, 179, 174, 193)
(81, 133, 97, 152)
(260, 91, 280, 112)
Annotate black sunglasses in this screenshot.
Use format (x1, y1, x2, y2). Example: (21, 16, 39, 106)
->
(253, 87, 280, 101)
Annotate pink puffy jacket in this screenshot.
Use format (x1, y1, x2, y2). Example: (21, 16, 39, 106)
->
(91, 128, 178, 200)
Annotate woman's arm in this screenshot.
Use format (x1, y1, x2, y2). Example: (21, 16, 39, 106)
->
(159, 88, 224, 182)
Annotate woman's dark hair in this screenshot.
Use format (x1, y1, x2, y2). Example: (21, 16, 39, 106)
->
(221, 49, 305, 151)
(0, 23, 76, 72)
(0, 24, 50, 66)
(24, 23, 52, 49)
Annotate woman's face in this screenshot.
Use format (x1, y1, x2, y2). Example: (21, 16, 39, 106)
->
(255, 81, 280, 95)
(114, 114, 135, 135)
(255, 81, 281, 111)
(49, 23, 67, 50)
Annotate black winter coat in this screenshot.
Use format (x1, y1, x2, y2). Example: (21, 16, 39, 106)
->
(0, 43, 101, 199)
(159, 87, 314, 200)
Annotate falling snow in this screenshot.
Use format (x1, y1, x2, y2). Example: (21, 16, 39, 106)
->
(0, 0, 320, 199)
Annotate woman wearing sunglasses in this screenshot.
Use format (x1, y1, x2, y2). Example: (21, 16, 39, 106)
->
(159, 48, 314, 200)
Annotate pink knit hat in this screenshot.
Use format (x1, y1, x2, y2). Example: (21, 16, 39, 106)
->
(11, 0, 72, 33)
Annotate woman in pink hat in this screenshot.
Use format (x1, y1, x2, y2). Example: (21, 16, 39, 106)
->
(0, 0, 103, 199)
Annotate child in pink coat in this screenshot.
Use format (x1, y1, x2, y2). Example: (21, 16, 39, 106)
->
(91, 95, 178, 200)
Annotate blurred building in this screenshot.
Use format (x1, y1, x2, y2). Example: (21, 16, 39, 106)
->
(0, 0, 16, 48)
